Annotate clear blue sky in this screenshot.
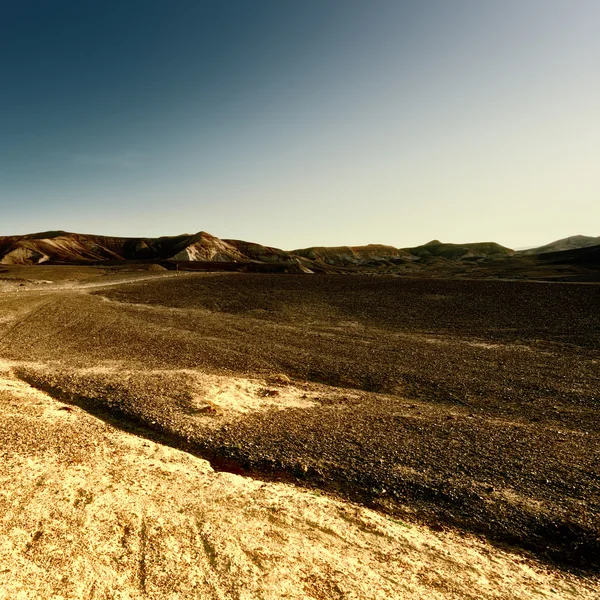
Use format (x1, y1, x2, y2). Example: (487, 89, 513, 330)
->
(1, 0, 598, 249)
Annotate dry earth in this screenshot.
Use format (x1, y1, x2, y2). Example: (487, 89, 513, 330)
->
(1, 362, 597, 599)
(0, 267, 599, 598)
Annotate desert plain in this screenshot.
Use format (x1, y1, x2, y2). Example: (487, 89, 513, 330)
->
(0, 264, 598, 599)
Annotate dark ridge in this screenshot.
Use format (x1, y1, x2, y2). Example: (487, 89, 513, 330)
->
(540, 244, 600, 266)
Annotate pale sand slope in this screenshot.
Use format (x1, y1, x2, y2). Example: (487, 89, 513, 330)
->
(0, 364, 597, 600)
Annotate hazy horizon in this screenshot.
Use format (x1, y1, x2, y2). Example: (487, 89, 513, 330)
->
(2, 1, 598, 250)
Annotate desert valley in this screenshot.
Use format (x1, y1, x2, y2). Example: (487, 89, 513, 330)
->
(4, 0, 599, 597)
(0, 230, 598, 598)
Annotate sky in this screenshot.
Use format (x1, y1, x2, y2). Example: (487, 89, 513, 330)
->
(1, 0, 598, 250)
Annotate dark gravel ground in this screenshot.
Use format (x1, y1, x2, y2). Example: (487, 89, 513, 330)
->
(2, 273, 599, 572)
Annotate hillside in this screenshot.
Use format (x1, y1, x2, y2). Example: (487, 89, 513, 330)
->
(293, 244, 411, 267)
(406, 241, 514, 259)
(0, 231, 244, 265)
(1, 230, 599, 281)
(518, 235, 600, 256)
(0, 231, 514, 268)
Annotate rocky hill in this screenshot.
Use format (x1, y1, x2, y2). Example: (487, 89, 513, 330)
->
(405, 241, 514, 261)
(0, 231, 239, 265)
(1, 230, 599, 279)
(0, 231, 512, 267)
(518, 235, 600, 256)
(292, 244, 411, 267)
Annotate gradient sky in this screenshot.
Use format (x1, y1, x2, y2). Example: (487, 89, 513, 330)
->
(1, 0, 598, 249)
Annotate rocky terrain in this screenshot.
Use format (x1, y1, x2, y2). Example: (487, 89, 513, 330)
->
(2, 358, 595, 599)
(0, 266, 598, 599)
(2, 230, 599, 281)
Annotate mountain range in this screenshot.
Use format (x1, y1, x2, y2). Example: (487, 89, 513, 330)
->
(1, 231, 599, 279)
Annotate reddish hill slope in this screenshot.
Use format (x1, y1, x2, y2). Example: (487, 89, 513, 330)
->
(0, 231, 255, 266)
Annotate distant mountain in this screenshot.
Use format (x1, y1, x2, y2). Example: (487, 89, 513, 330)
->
(0, 231, 510, 268)
(292, 244, 411, 267)
(0, 231, 319, 273)
(0, 231, 228, 265)
(1, 231, 598, 279)
(404, 241, 514, 261)
(518, 235, 600, 256)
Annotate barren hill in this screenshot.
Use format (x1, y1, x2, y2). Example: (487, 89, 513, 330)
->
(0, 231, 244, 265)
(1, 230, 599, 281)
(518, 235, 600, 256)
(406, 241, 514, 260)
(0, 231, 517, 268)
(293, 244, 411, 267)
(0, 231, 319, 273)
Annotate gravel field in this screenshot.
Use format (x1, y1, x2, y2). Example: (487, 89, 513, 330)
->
(1, 271, 599, 574)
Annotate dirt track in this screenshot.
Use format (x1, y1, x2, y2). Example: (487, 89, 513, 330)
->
(1, 269, 599, 580)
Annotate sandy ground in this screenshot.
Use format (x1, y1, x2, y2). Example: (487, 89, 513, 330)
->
(2, 273, 597, 570)
(0, 264, 181, 293)
(1, 269, 599, 598)
(0, 361, 597, 600)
